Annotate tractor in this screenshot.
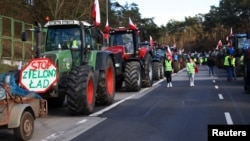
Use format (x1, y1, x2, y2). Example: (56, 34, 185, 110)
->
(21, 20, 116, 115)
(242, 39, 250, 93)
(105, 26, 153, 92)
(140, 41, 165, 80)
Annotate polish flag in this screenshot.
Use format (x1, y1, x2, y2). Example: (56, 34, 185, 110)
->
(92, 0, 101, 27)
(230, 27, 234, 37)
(129, 17, 138, 30)
(103, 19, 110, 39)
(150, 35, 154, 47)
(217, 40, 222, 48)
(166, 46, 172, 59)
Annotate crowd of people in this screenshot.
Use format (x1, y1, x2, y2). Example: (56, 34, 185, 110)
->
(163, 49, 244, 88)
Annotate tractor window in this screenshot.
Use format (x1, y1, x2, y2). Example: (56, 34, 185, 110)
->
(110, 33, 134, 54)
(237, 37, 247, 49)
(84, 29, 93, 49)
(45, 27, 81, 51)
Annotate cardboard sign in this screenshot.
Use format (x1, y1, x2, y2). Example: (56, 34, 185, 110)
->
(20, 58, 58, 93)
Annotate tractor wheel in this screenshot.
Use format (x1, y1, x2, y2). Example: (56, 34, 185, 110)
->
(124, 61, 142, 92)
(14, 111, 34, 141)
(152, 61, 161, 80)
(142, 54, 153, 87)
(173, 61, 180, 73)
(159, 60, 164, 79)
(96, 57, 115, 105)
(66, 65, 95, 115)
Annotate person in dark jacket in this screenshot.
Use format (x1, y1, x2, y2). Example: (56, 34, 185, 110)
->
(207, 56, 215, 76)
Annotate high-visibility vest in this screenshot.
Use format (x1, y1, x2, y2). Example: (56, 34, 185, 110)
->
(232, 57, 236, 67)
(187, 62, 195, 73)
(164, 60, 172, 71)
(240, 55, 244, 65)
(72, 40, 78, 48)
(224, 55, 230, 66)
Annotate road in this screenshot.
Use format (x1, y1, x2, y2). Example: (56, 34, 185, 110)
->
(1, 65, 250, 141)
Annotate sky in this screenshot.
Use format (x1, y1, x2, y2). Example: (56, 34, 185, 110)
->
(119, 0, 220, 26)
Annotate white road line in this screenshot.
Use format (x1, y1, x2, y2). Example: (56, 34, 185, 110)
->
(76, 119, 88, 125)
(224, 112, 234, 125)
(89, 94, 136, 117)
(218, 94, 224, 100)
(215, 85, 219, 89)
(213, 80, 216, 83)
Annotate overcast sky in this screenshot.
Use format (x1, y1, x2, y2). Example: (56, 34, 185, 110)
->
(118, 0, 220, 26)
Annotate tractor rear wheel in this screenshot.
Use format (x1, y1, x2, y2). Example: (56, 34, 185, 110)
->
(66, 65, 95, 115)
(142, 54, 153, 87)
(96, 57, 115, 105)
(152, 61, 161, 80)
(124, 61, 142, 92)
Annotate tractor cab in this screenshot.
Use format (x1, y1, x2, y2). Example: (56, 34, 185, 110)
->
(43, 20, 97, 66)
(106, 27, 141, 60)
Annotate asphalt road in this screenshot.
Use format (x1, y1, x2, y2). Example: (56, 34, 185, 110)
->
(1, 65, 250, 141)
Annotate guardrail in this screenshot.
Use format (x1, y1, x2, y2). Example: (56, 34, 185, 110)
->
(0, 15, 35, 64)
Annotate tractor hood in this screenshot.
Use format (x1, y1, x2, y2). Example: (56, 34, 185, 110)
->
(40, 50, 72, 72)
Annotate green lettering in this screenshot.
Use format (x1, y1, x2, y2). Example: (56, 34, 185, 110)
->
(36, 80, 42, 88)
(43, 70, 48, 78)
(38, 70, 44, 78)
(23, 71, 28, 79)
(29, 80, 36, 88)
(32, 70, 38, 79)
(43, 79, 49, 88)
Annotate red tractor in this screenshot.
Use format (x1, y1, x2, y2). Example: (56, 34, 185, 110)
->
(105, 26, 153, 92)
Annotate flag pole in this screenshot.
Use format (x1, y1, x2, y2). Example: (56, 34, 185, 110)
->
(106, 0, 109, 44)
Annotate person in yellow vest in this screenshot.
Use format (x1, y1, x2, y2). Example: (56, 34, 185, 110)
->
(164, 55, 173, 88)
(223, 54, 233, 82)
(186, 57, 196, 86)
(240, 53, 244, 75)
(231, 55, 236, 80)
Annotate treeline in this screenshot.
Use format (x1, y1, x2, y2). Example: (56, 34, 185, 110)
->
(1, 0, 250, 52)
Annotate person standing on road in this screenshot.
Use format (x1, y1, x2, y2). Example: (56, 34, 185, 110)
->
(164, 55, 173, 88)
(186, 57, 196, 87)
(231, 55, 237, 80)
(240, 52, 244, 75)
(207, 56, 215, 76)
(223, 53, 233, 82)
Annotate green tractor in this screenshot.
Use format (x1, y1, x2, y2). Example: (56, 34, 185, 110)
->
(21, 20, 116, 115)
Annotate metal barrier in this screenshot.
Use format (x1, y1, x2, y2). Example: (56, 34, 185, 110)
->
(0, 15, 35, 63)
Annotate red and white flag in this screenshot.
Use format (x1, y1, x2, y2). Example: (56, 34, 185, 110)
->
(230, 27, 234, 37)
(150, 35, 154, 47)
(129, 17, 138, 30)
(166, 46, 172, 59)
(103, 19, 110, 39)
(92, 0, 101, 27)
(217, 40, 222, 47)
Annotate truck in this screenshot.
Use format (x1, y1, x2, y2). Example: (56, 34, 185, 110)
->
(21, 20, 116, 115)
(105, 25, 153, 92)
(0, 72, 47, 141)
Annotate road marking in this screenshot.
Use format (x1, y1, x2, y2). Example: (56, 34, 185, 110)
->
(213, 80, 216, 83)
(89, 94, 136, 117)
(41, 131, 65, 141)
(215, 85, 219, 89)
(77, 119, 88, 125)
(224, 112, 233, 125)
(218, 94, 224, 100)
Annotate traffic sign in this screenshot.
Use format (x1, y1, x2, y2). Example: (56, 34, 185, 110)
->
(20, 58, 58, 93)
